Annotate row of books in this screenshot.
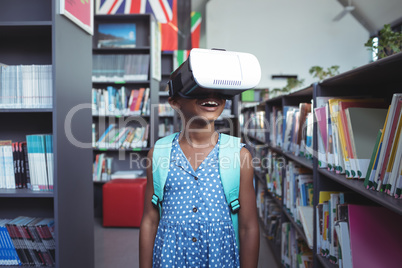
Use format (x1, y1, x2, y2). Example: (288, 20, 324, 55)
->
(159, 119, 174, 137)
(316, 191, 402, 267)
(92, 87, 151, 116)
(240, 110, 266, 142)
(93, 124, 149, 149)
(256, 184, 281, 241)
(315, 93, 402, 198)
(0, 135, 53, 191)
(0, 217, 55, 266)
(92, 154, 146, 182)
(26, 135, 53, 192)
(265, 150, 283, 197)
(158, 103, 174, 116)
(283, 161, 314, 249)
(93, 153, 112, 182)
(92, 54, 150, 82)
(281, 222, 313, 268)
(271, 103, 313, 159)
(247, 144, 269, 175)
(0, 141, 31, 190)
(0, 65, 52, 109)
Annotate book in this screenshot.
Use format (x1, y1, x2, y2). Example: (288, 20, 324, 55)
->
(26, 135, 53, 191)
(0, 140, 16, 189)
(334, 221, 352, 268)
(338, 99, 387, 178)
(328, 99, 351, 176)
(97, 23, 136, 48)
(384, 113, 402, 195)
(348, 204, 402, 268)
(129, 89, 140, 113)
(20, 142, 31, 189)
(314, 106, 327, 168)
(345, 107, 388, 179)
(388, 126, 402, 196)
(134, 87, 145, 112)
(0, 219, 21, 266)
(364, 129, 383, 188)
(298, 206, 313, 249)
(34, 218, 55, 264)
(373, 94, 402, 191)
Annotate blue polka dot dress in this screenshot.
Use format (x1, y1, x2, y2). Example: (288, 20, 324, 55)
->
(152, 133, 242, 268)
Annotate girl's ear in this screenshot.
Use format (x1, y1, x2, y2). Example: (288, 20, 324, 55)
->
(168, 97, 181, 111)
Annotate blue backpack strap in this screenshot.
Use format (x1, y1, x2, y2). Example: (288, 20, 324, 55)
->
(151, 133, 178, 215)
(219, 133, 241, 248)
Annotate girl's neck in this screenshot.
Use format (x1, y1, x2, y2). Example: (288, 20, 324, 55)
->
(179, 127, 219, 148)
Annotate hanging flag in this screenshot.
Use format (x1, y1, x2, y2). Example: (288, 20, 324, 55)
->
(160, 0, 178, 51)
(173, 50, 190, 69)
(146, 0, 173, 23)
(191, 12, 202, 48)
(96, 0, 191, 51)
(96, 0, 147, 14)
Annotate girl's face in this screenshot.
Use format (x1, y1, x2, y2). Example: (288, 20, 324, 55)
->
(169, 94, 227, 125)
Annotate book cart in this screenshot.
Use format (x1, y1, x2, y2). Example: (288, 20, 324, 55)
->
(0, 0, 94, 267)
(91, 14, 160, 217)
(242, 52, 402, 268)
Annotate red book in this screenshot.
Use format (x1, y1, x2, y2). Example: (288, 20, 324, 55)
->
(134, 87, 145, 111)
(129, 89, 139, 112)
(378, 99, 402, 185)
(338, 100, 387, 163)
(348, 204, 402, 268)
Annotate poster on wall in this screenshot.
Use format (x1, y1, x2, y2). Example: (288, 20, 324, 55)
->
(151, 21, 161, 81)
(60, 0, 94, 35)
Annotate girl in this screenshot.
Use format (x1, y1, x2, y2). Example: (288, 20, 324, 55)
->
(139, 91, 260, 267)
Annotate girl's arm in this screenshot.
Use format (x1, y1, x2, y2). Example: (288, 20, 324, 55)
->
(238, 147, 260, 268)
(139, 148, 160, 268)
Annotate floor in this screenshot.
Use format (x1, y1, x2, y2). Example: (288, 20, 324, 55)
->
(94, 217, 280, 268)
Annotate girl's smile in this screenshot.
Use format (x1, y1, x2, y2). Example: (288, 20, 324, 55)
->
(196, 97, 224, 112)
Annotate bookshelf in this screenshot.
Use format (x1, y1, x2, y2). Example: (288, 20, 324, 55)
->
(242, 87, 314, 267)
(0, 0, 94, 267)
(91, 14, 159, 217)
(243, 52, 402, 268)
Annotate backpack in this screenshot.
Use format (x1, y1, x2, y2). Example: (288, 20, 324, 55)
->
(151, 132, 241, 247)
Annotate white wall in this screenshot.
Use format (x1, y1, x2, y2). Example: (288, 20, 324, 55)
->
(206, 0, 371, 90)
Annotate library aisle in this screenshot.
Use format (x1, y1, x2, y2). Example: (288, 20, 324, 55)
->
(94, 218, 279, 268)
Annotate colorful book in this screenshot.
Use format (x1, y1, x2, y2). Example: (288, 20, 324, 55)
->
(348, 204, 402, 268)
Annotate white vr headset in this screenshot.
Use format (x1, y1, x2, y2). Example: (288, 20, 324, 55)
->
(167, 48, 261, 99)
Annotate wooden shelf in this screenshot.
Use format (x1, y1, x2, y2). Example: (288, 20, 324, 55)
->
(0, 21, 52, 26)
(0, 188, 54, 198)
(321, 52, 402, 87)
(0, 108, 52, 113)
(92, 114, 150, 118)
(92, 47, 150, 53)
(282, 208, 311, 249)
(92, 80, 151, 85)
(242, 131, 266, 144)
(319, 169, 402, 215)
(93, 147, 150, 152)
(283, 152, 313, 170)
(258, 218, 282, 267)
(268, 145, 313, 170)
(317, 254, 338, 268)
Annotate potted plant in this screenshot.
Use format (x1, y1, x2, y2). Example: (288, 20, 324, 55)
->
(365, 24, 402, 59)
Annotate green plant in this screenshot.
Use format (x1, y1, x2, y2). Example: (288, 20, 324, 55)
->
(282, 77, 305, 92)
(270, 78, 305, 95)
(365, 24, 402, 59)
(309, 65, 340, 80)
